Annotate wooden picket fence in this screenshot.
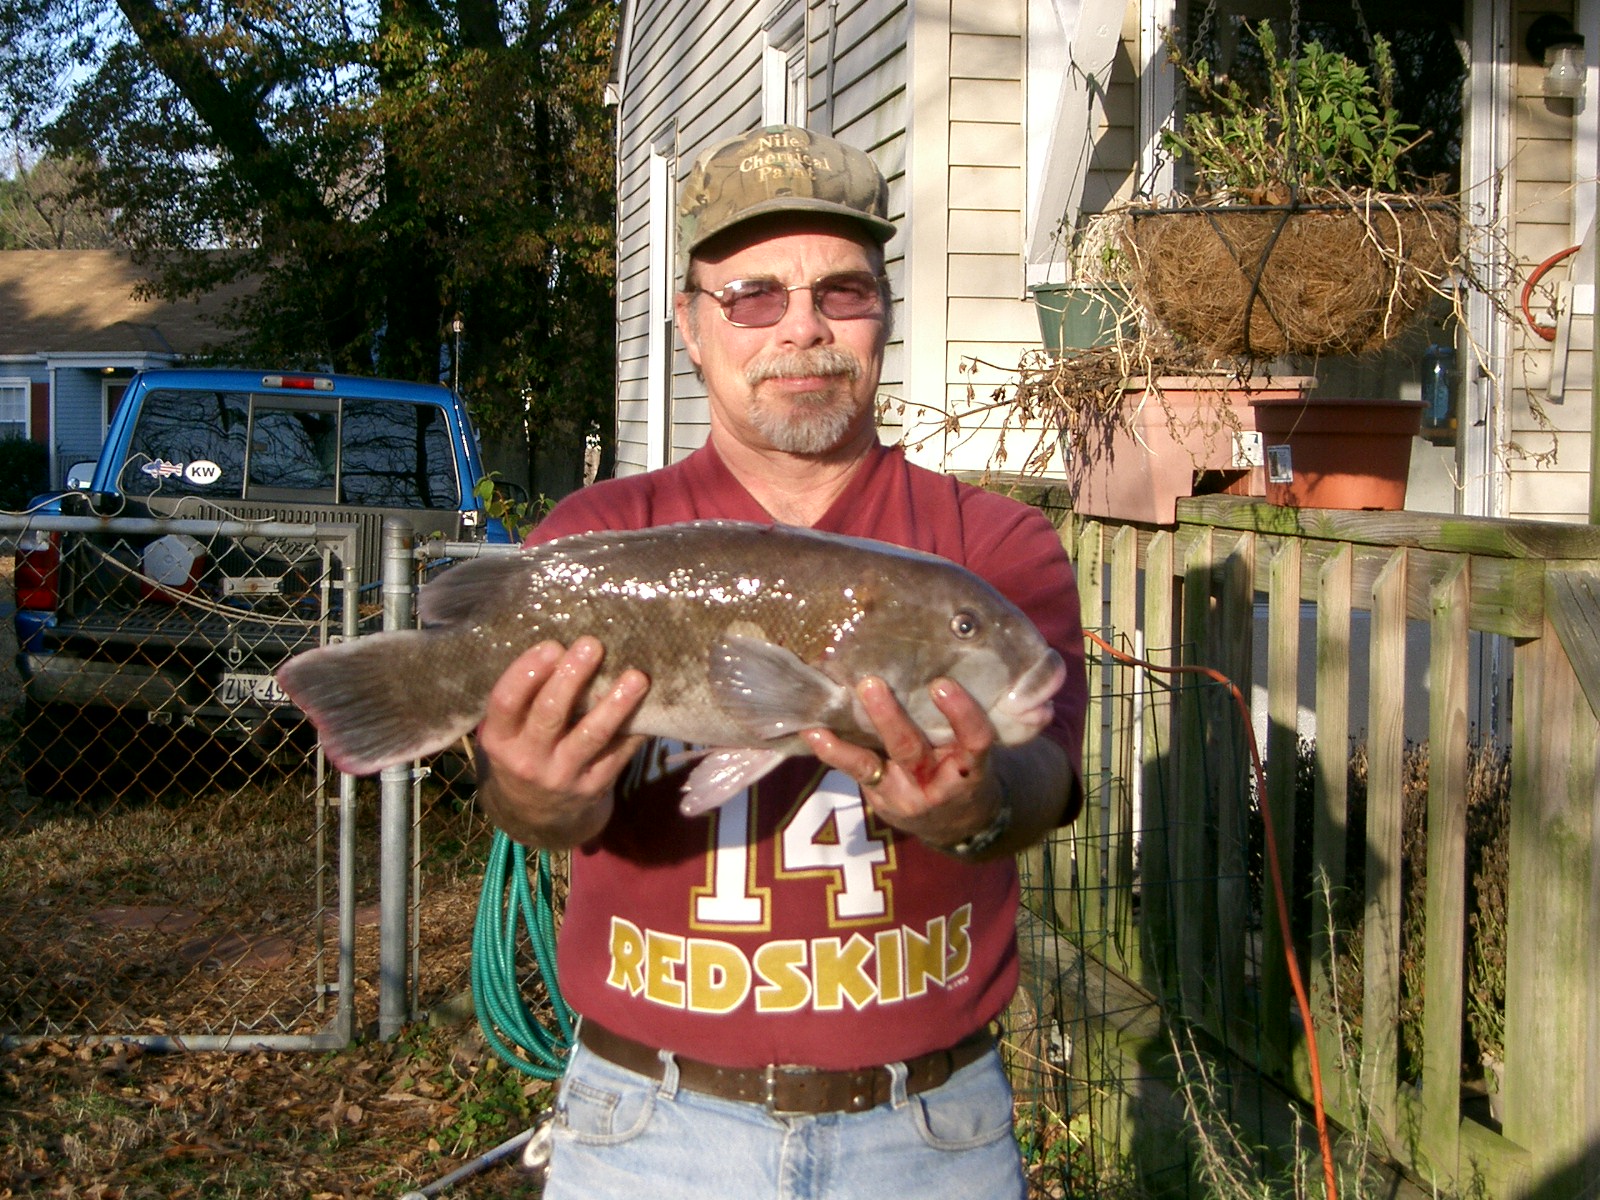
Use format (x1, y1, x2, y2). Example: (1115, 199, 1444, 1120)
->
(1031, 492, 1600, 1198)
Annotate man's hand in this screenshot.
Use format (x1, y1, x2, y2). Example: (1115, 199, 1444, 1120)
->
(801, 676, 1072, 860)
(474, 636, 650, 849)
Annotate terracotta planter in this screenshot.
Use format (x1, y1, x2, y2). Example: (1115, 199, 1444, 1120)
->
(1250, 397, 1423, 511)
(1064, 375, 1316, 525)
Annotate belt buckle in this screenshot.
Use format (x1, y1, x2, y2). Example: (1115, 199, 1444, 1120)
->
(763, 1063, 816, 1115)
(764, 1064, 883, 1115)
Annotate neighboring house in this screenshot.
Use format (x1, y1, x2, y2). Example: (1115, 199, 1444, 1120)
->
(608, 0, 1599, 524)
(0, 250, 249, 488)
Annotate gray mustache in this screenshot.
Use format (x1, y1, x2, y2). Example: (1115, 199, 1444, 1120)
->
(745, 348, 862, 387)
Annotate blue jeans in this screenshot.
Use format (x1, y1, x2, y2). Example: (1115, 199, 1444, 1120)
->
(541, 1040, 1026, 1200)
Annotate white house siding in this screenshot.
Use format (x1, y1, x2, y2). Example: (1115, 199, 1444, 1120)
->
(831, 0, 911, 438)
(610, 0, 909, 478)
(902, 0, 1141, 478)
(608, 0, 1596, 524)
(1504, 2, 1594, 522)
(900, 0, 1030, 474)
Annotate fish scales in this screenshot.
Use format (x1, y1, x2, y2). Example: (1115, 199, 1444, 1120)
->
(276, 520, 1067, 815)
(463, 526, 878, 708)
(420, 526, 879, 738)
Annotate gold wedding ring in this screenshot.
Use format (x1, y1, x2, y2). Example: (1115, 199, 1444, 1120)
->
(861, 762, 885, 788)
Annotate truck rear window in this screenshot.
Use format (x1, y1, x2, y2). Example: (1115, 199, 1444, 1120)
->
(122, 388, 462, 509)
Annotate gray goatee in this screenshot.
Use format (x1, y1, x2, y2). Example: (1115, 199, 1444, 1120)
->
(744, 348, 865, 454)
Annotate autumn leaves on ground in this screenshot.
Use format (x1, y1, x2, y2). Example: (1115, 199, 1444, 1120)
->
(0, 1021, 555, 1199)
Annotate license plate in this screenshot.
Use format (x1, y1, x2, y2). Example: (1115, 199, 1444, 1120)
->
(218, 672, 291, 707)
(223, 576, 284, 597)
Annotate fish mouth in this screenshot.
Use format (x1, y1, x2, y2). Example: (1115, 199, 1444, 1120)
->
(995, 649, 1068, 742)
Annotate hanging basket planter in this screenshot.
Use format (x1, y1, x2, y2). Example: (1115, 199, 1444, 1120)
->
(1124, 197, 1460, 360)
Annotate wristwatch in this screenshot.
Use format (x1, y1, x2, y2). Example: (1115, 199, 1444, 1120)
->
(938, 792, 1013, 859)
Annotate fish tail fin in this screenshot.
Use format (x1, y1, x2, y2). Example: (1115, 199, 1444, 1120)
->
(276, 631, 482, 774)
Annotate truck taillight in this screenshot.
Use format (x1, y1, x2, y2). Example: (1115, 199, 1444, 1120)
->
(15, 530, 61, 610)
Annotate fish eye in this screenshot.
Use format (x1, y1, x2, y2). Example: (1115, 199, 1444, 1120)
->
(950, 610, 980, 639)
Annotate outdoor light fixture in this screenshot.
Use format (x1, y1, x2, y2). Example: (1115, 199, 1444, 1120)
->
(1528, 13, 1586, 100)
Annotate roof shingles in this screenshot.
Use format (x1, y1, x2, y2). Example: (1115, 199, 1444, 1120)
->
(0, 250, 249, 357)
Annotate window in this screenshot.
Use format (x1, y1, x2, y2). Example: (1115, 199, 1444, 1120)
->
(339, 398, 457, 508)
(763, 4, 808, 125)
(249, 402, 339, 493)
(124, 388, 251, 496)
(0, 380, 28, 441)
(122, 387, 461, 508)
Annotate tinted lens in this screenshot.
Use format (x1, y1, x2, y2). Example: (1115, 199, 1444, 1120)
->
(719, 280, 790, 326)
(813, 273, 885, 319)
(710, 273, 886, 326)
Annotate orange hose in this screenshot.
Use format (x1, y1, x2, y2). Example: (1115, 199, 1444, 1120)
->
(1085, 628, 1340, 1200)
(1520, 244, 1581, 342)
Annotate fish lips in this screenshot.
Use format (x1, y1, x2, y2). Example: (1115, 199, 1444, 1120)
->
(993, 649, 1068, 744)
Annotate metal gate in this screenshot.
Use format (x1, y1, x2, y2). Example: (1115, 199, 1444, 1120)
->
(0, 513, 363, 1049)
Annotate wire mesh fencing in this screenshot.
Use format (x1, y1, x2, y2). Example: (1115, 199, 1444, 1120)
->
(0, 515, 370, 1049)
(1005, 627, 1292, 1199)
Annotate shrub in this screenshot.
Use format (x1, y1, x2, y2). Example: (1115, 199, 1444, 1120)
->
(0, 435, 50, 512)
(1250, 736, 1510, 1083)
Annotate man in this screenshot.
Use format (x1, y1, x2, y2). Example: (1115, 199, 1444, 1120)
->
(474, 124, 1088, 1198)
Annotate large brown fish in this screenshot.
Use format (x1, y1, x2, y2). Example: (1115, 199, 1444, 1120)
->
(276, 520, 1066, 815)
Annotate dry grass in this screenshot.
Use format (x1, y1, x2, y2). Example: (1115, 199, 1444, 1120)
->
(1, 1017, 555, 1198)
(1124, 196, 1459, 359)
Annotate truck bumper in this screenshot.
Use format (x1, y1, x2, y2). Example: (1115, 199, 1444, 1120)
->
(20, 652, 188, 711)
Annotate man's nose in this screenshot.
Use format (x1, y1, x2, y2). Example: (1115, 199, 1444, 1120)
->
(772, 285, 831, 344)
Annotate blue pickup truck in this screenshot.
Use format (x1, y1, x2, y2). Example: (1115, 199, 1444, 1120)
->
(13, 368, 512, 799)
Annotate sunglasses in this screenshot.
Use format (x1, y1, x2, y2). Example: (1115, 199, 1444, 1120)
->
(692, 271, 889, 328)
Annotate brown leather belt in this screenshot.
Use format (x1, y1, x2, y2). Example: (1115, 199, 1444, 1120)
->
(576, 1020, 995, 1116)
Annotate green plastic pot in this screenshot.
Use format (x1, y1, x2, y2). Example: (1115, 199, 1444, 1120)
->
(1030, 283, 1132, 353)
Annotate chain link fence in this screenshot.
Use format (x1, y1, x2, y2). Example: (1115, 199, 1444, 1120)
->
(3, 514, 380, 1048)
(3, 509, 1138, 1194)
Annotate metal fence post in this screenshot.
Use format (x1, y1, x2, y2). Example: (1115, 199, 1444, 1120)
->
(379, 518, 416, 1039)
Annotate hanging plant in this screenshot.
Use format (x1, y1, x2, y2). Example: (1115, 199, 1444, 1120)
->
(1124, 23, 1462, 360)
(1161, 24, 1422, 200)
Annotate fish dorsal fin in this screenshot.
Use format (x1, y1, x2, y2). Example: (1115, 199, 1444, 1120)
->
(418, 553, 539, 626)
(536, 519, 952, 570)
(418, 521, 776, 627)
(538, 519, 771, 557)
(765, 524, 952, 568)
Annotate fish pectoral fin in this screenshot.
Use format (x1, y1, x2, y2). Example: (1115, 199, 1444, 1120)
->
(679, 748, 790, 816)
(709, 634, 850, 740)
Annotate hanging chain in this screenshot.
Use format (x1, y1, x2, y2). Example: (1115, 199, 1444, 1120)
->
(1284, 0, 1301, 198)
(1191, 0, 1220, 59)
(1349, 0, 1375, 57)
(1347, 0, 1387, 121)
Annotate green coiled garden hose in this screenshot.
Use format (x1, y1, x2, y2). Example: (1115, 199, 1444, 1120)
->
(471, 830, 575, 1078)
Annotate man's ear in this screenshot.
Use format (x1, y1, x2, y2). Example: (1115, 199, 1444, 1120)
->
(674, 291, 703, 369)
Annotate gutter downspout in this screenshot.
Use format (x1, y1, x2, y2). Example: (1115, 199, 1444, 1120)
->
(49, 365, 59, 489)
(1591, 222, 1600, 521)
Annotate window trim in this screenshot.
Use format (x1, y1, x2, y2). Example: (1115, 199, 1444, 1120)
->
(0, 376, 31, 441)
(646, 131, 677, 471)
(762, 2, 808, 125)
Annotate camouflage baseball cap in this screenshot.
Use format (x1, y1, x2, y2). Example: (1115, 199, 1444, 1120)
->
(678, 125, 895, 276)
